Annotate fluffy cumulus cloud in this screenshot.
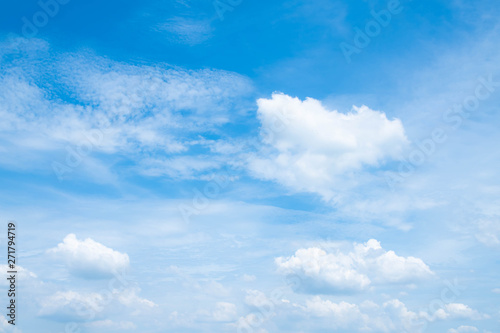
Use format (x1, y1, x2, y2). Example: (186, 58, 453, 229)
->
(301, 297, 425, 332)
(47, 234, 130, 278)
(275, 239, 433, 293)
(253, 295, 490, 333)
(248, 93, 408, 201)
(234, 290, 489, 333)
(0, 314, 22, 333)
(381, 299, 424, 332)
(114, 287, 158, 310)
(475, 216, 500, 247)
(431, 303, 489, 321)
(248, 294, 488, 333)
(303, 296, 365, 328)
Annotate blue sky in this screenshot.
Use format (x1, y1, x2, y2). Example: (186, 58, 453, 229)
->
(0, 0, 500, 332)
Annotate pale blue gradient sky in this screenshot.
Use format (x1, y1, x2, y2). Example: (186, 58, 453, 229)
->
(0, 0, 499, 332)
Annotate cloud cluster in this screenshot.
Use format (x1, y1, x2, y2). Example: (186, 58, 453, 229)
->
(235, 291, 488, 333)
(48, 234, 130, 278)
(0, 37, 252, 180)
(248, 93, 408, 201)
(275, 239, 433, 293)
(38, 288, 156, 323)
(301, 297, 422, 332)
(303, 296, 364, 328)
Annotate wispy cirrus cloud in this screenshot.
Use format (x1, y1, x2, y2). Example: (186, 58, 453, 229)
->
(0, 37, 253, 181)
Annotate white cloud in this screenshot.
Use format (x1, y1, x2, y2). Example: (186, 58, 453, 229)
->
(0, 265, 37, 285)
(242, 274, 256, 282)
(248, 93, 408, 201)
(212, 302, 237, 322)
(475, 216, 500, 247)
(303, 296, 364, 325)
(114, 287, 157, 310)
(0, 37, 252, 180)
(156, 17, 214, 45)
(293, 297, 487, 333)
(448, 326, 479, 333)
(381, 299, 423, 332)
(38, 288, 156, 322)
(47, 234, 130, 278)
(245, 290, 273, 308)
(139, 155, 222, 178)
(434, 303, 489, 320)
(277, 247, 370, 292)
(295, 297, 422, 332)
(233, 314, 270, 333)
(275, 239, 433, 293)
